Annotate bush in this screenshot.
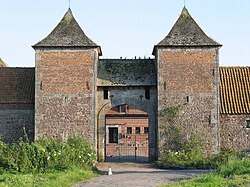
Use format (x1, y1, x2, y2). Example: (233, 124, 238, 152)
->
(0, 137, 96, 173)
(217, 157, 250, 177)
(208, 149, 238, 167)
(158, 132, 208, 167)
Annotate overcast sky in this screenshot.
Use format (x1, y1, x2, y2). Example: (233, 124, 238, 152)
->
(0, 0, 249, 67)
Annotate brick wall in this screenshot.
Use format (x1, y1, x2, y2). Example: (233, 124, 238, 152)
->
(157, 47, 220, 156)
(0, 104, 34, 143)
(35, 49, 99, 143)
(220, 114, 250, 152)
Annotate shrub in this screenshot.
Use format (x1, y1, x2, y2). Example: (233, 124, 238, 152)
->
(217, 157, 250, 177)
(208, 149, 238, 167)
(0, 137, 96, 173)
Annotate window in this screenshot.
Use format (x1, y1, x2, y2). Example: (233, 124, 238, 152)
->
(135, 127, 140, 134)
(144, 127, 149, 134)
(208, 115, 212, 124)
(145, 88, 150, 100)
(104, 90, 108, 100)
(246, 120, 250, 129)
(164, 82, 167, 90)
(119, 105, 127, 114)
(40, 81, 43, 90)
(127, 127, 132, 134)
(186, 96, 190, 103)
(109, 128, 118, 143)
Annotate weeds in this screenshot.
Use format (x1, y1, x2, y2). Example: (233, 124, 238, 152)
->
(0, 137, 96, 173)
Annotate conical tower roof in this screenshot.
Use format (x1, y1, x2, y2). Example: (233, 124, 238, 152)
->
(153, 7, 221, 54)
(33, 8, 101, 55)
(0, 58, 7, 67)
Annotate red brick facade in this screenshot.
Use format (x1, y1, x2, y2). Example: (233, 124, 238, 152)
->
(35, 49, 99, 141)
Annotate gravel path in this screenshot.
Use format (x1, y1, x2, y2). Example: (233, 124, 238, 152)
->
(73, 162, 212, 187)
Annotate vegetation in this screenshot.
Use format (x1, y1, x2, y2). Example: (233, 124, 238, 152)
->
(159, 106, 250, 186)
(0, 137, 99, 187)
(159, 106, 209, 167)
(0, 168, 98, 187)
(165, 157, 250, 187)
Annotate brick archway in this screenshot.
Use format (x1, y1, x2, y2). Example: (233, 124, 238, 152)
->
(97, 98, 157, 162)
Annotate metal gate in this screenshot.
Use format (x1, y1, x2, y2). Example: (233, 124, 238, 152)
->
(105, 133, 149, 162)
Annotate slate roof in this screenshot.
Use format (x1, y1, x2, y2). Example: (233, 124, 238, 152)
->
(0, 58, 7, 67)
(220, 67, 250, 114)
(0, 68, 35, 104)
(33, 8, 101, 55)
(97, 59, 156, 86)
(153, 7, 221, 54)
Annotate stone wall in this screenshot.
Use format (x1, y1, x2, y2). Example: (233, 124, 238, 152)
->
(35, 49, 99, 143)
(220, 114, 250, 152)
(156, 47, 220, 156)
(0, 104, 34, 143)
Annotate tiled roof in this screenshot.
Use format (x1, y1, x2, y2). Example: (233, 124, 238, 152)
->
(33, 8, 101, 55)
(0, 68, 35, 104)
(220, 67, 250, 114)
(97, 59, 156, 86)
(0, 58, 7, 67)
(153, 7, 221, 54)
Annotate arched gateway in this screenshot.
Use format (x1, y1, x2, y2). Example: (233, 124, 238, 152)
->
(96, 58, 158, 162)
(97, 97, 157, 162)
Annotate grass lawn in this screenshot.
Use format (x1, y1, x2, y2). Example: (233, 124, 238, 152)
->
(166, 173, 250, 187)
(165, 158, 250, 187)
(0, 168, 99, 187)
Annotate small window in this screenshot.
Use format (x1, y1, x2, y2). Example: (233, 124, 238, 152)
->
(144, 127, 149, 134)
(119, 105, 127, 114)
(164, 82, 167, 90)
(186, 96, 190, 103)
(246, 120, 250, 128)
(127, 127, 132, 134)
(208, 115, 212, 124)
(109, 128, 118, 143)
(104, 90, 108, 100)
(135, 127, 140, 134)
(86, 81, 90, 90)
(40, 81, 43, 90)
(145, 89, 150, 100)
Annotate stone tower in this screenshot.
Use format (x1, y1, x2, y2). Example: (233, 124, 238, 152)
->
(153, 7, 222, 156)
(33, 9, 101, 143)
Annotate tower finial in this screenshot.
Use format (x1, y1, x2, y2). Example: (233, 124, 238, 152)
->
(184, 0, 186, 7)
(69, 0, 71, 8)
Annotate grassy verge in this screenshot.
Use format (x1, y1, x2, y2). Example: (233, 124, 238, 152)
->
(165, 158, 250, 187)
(0, 137, 99, 187)
(0, 167, 99, 187)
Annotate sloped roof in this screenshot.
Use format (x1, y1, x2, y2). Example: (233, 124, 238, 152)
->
(33, 8, 101, 54)
(0, 68, 35, 104)
(220, 67, 250, 114)
(153, 7, 221, 54)
(97, 59, 156, 86)
(0, 58, 7, 67)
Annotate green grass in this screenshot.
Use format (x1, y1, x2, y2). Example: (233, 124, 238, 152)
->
(165, 158, 250, 187)
(0, 167, 99, 187)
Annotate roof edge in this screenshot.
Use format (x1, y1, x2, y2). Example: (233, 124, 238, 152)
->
(152, 44, 223, 55)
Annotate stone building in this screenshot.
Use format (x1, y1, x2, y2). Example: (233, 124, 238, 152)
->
(0, 7, 249, 162)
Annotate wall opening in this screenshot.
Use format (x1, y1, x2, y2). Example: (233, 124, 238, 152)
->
(105, 104, 149, 162)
